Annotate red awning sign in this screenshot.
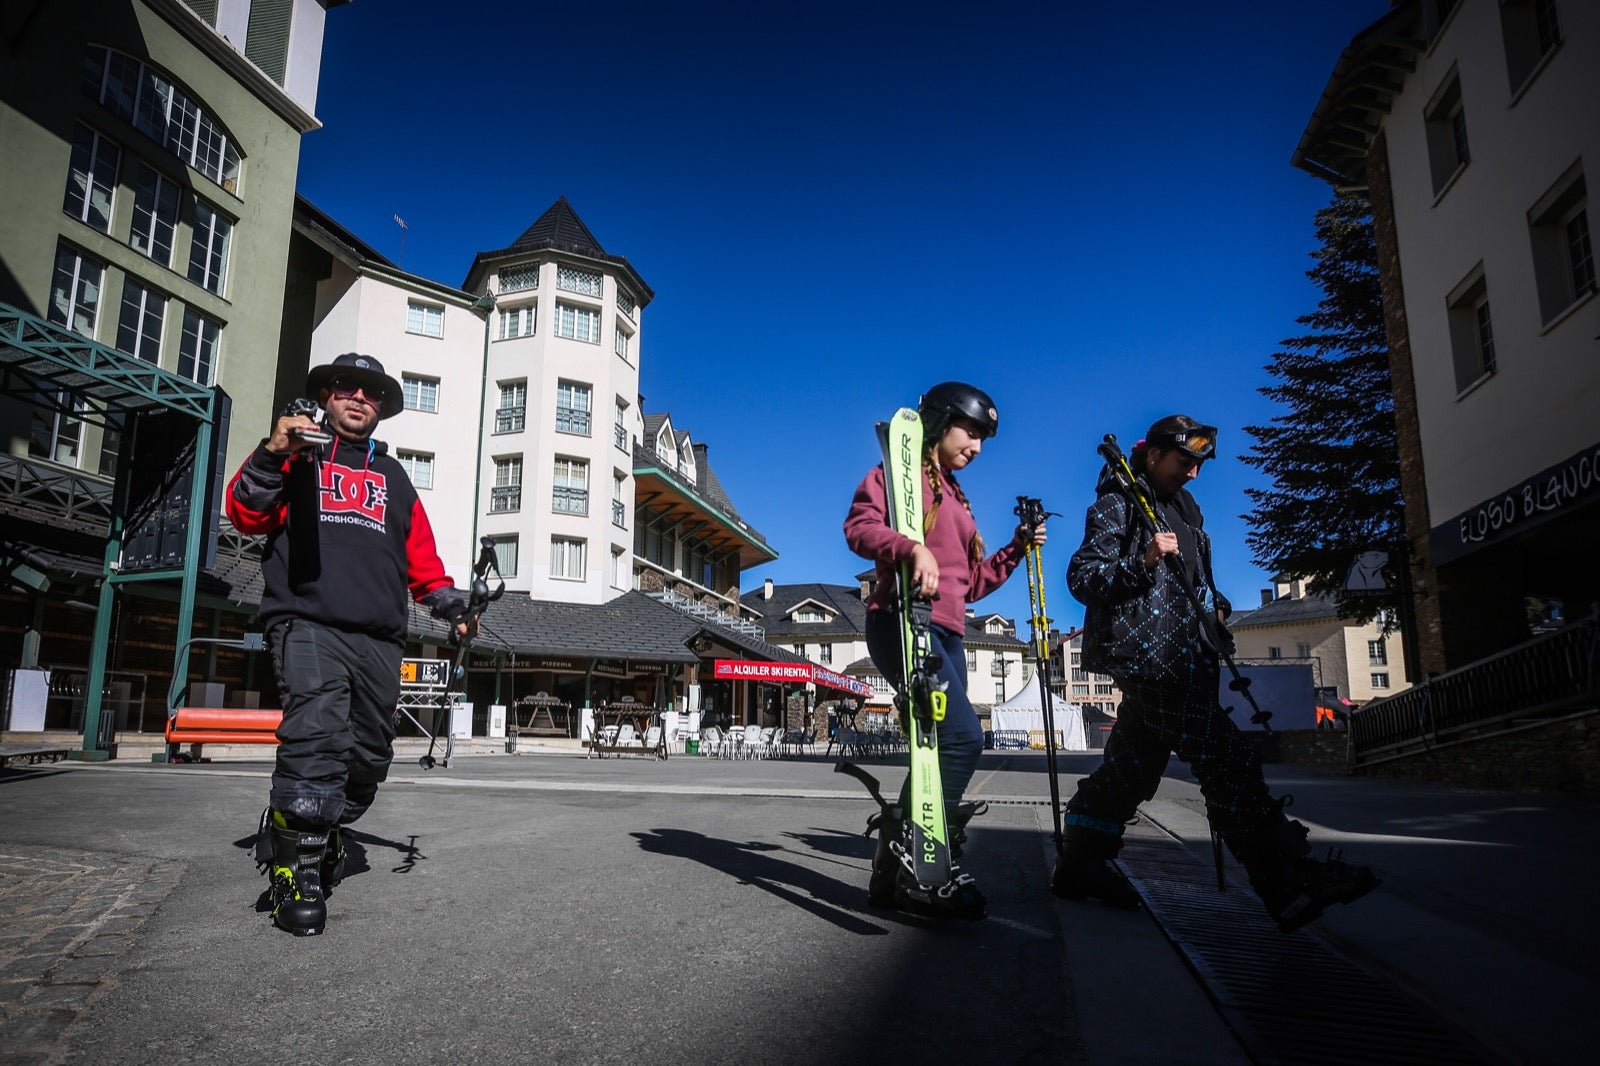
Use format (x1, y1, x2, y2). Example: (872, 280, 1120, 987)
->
(713, 659, 872, 697)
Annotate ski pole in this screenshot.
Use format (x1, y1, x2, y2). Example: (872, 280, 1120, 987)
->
(1014, 496, 1065, 852)
(420, 536, 507, 770)
(1095, 435, 1273, 730)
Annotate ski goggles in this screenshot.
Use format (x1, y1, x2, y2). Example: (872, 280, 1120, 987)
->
(1150, 425, 1217, 461)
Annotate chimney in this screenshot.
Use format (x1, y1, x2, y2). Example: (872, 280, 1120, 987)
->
(763, 577, 773, 600)
(1260, 588, 1273, 606)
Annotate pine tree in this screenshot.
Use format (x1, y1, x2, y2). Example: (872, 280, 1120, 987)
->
(1241, 189, 1402, 623)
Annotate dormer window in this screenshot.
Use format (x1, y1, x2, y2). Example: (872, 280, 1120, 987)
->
(793, 609, 829, 624)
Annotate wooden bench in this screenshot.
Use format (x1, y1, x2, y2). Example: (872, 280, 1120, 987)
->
(163, 708, 283, 763)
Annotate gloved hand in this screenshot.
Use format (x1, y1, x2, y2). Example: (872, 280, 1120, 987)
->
(422, 588, 477, 642)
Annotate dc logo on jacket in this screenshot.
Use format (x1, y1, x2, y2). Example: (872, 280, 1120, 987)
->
(319, 463, 388, 530)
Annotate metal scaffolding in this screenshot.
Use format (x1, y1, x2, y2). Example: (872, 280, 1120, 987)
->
(0, 303, 226, 759)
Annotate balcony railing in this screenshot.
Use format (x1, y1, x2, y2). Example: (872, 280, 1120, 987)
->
(614, 422, 628, 450)
(490, 485, 521, 513)
(552, 486, 588, 515)
(495, 405, 525, 433)
(1349, 617, 1600, 766)
(556, 408, 590, 435)
(0, 452, 113, 533)
(612, 499, 625, 527)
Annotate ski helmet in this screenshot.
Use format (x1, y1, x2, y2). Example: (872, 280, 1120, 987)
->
(919, 382, 999, 440)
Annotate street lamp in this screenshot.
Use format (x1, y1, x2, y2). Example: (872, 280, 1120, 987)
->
(468, 289, 496, 569)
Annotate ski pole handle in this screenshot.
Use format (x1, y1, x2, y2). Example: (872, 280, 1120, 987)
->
(1097, 435, 1162, 534)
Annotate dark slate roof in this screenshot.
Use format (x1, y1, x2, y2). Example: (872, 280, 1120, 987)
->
(464, 197, 654, 300)
(690, 443, 736, 515)
(741, 580, 1025, 649)
(506, 196, 607, 259)
(741, 582, 869, 639)
(293, 196, 485, 308)
(294, 194, 394, 267)
(1228, 593, 1342, 629)
(964, 620, 1025, 648)
(633, 418, 768, 549)
(842, 655, 880, 676)
(406, 589, 807, 665)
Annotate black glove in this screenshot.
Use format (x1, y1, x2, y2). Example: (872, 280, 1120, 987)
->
(421, 588, 471, 629)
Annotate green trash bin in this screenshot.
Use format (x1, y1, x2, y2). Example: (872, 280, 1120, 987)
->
(685, 739, 700, 754)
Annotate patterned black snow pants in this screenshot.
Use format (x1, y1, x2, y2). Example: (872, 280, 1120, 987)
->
(1066, 672, 1274, 836)
(267, 618, 401, 828)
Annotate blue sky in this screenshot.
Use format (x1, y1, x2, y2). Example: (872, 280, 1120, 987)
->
(297, 0, 1391, 631)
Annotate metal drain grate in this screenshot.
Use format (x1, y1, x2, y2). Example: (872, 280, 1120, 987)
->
(1118, 826, 1503, 1066)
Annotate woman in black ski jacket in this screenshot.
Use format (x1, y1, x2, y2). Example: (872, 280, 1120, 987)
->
(1072, 461, 1230, 688)
(1051, 414, 1379, 934)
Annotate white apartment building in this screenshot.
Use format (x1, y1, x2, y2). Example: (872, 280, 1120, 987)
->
(1294, 0, 1599, 673)
(1228, 578, 1411, 706)
(289, 196, 651, 600)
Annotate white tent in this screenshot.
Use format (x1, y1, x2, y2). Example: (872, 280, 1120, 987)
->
(989, 672, 1088, 751)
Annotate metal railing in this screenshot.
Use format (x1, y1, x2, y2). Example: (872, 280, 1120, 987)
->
(489, 485, 521, 512)
(556, 408, 590, 435)
(1349, 617, 1600, 766)
(647, 586, 765, 638)
(495, 405, 525, 433)
(553, 486, 588, 514)
(0, 452, 114, 533)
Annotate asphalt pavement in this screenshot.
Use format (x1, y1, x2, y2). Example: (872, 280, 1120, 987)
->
(1, 743, 1594, 1064)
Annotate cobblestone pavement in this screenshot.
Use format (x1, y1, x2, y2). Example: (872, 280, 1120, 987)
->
(0, 848, 183, 1066)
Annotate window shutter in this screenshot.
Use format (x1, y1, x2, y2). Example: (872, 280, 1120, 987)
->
(186, 1, 220, 26)
(245, 0, 294, 84)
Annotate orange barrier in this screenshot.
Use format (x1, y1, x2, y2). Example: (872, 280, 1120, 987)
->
(164, 708, 283, 762)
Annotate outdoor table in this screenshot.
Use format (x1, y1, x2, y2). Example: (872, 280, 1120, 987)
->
(586, 704, 667, 759)
(516, 693, 571, 737)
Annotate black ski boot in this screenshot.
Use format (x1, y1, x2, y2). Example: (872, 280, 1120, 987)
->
(1051, 822, 1140, 909)
(265, 812, 330, 937)
(865, 806, 986, 920)
(322, 825, 346, 890)
(897, 864, 987, 921)
(1230, 800, 1380, 933)
(947, 800, 988, 861)
(866, 805, 906, 909)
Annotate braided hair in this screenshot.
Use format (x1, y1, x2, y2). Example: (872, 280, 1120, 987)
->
(923, 454, 986, 564)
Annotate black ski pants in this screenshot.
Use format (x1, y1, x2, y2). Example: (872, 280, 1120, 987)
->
(267, 618, 401, 828)
(1066, 673, 1274, 837)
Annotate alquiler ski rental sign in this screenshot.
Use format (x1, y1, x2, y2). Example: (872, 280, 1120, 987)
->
(713, 659, 872, 697)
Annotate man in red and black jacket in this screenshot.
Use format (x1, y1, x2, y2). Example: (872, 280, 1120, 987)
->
(227, 352, 473, 937)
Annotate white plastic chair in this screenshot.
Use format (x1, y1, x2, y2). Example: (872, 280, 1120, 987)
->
(740, 724, 766, 759)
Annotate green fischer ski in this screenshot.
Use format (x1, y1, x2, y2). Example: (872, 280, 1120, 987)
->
(878, 408, 952, 890)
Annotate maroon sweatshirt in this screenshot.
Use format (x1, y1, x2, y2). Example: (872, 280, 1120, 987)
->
(844, 463, 1023, 632)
